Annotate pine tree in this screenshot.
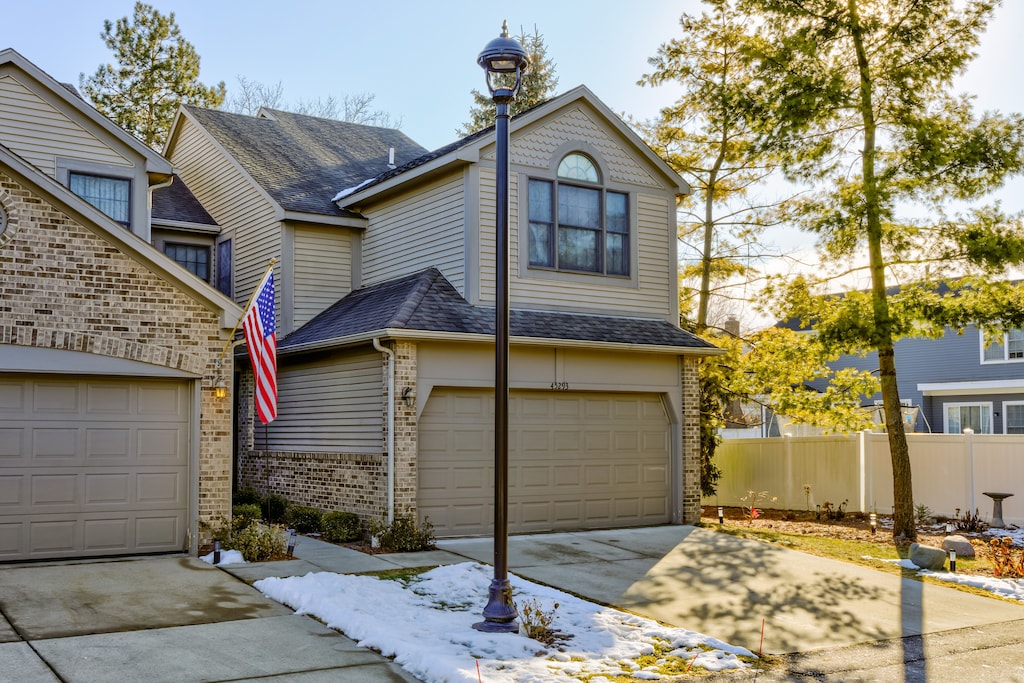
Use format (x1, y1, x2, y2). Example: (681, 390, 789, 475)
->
(740, 0, 1024, 541)
(459, 25, 559, 136)
(80, 2, 225, 149)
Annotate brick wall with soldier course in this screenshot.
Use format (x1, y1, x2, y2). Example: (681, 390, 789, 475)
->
(0, 170, 234, 540)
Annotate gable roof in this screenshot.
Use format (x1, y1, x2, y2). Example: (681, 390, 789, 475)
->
(176, 106, 428, 219)
(0, 141, 240, 328)
(279, 268, 718, 355)
(0, 48, 172, 178)
(334, 85, 691, 209)
(151, 176, 218, 229)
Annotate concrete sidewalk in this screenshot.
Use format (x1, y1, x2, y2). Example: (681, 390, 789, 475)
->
(4, 525, 1024, 681)
(0, 556, 418, 682)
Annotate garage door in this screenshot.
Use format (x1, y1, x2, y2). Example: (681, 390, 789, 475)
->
(419, 389, 670, 537)
(0, 376, 189, 561)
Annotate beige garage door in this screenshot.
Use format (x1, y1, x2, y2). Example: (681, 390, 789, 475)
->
(419, 389, 670, 537)
(0, 375, 189, 561)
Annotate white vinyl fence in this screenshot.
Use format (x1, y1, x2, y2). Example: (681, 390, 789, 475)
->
(704, 431, 1024, 526)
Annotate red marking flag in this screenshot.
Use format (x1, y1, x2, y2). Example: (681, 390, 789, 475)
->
(243, 269, 277, 424)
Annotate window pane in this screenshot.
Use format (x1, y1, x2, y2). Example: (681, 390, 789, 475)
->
(165, 243, 210, 281)
(528, 222, 553, 267)
(946, 406, 961, 434)
(606, 232, 628, 275)
(558, 185, 600, 228)
(1006, 404, 1024, 434)
(69, 173, 130, 226)
(558, 226, 599, 271)
(606, 192, 628, 233)
(217, 239, 233, 296)
(528, 180, 553, 222)
(1009, 329, 1024, 359)
(557, 153, 598, 183)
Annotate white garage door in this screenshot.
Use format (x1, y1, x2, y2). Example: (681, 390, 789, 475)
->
(0, 375, 189, 561)
(419, 389, 670, 537)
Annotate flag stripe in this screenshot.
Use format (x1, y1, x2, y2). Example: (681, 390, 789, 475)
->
(243, 269, 277, 424)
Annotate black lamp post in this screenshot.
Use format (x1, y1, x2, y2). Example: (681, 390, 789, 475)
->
(472, 20, 528, 634)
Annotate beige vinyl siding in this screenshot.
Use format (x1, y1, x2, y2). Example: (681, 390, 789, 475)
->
(264, 350, 383, 453)
(480, 169, 674, 320)
(168, 116, 279, 307)
(360, 174, 466, 293)
(293, 226, 354, 327)
(0, 73, 130, 177)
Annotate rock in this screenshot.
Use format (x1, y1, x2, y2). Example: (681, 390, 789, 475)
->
(909, 543, 948, 570)
(941, 535, 976, 559)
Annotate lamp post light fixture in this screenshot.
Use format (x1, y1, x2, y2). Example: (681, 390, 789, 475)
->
(472, 20, 528, 635)
(870, 512, 877, 536)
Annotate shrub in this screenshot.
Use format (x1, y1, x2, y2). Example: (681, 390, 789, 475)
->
(286, 506, 323, 534)
(232, 504, 262, 532)
(233, 488, 262, 506)
(915, 504, 934, 525)
(990, 536, 1024, 578)
(321, 511, 362, 543)
(517, 598, 571, 648)
(261, 494, 289, 523)
(225, 521, 287, 562)
(955, 507, 987, 533)
(368, 515, 436, 552)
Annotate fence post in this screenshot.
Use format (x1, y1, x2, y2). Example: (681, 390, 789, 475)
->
(858, 430, 867, 513)
(964, 427, 975, 516)
(784, 433, 793, 509)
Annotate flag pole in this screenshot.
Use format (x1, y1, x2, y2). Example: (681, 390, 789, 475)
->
(220, 258, 277, 359)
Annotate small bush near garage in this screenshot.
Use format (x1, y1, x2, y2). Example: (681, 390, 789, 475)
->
(232, 504, 262, 532)
(286, 506, 323, 534)
(226, 522, 288, 562)
(368, 515, 436, 552)
(233, 488, 262, 506)
(321, 511, 361, 543)
(261, 494, 290, 523)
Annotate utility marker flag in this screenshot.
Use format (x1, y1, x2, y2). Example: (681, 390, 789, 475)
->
(243, 269, 277, 424)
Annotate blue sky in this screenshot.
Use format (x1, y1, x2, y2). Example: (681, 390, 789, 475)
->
(4, 1, 1022, 154)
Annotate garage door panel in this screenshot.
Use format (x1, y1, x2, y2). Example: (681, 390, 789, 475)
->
(419, 389, 671, 537)
(0, 376, 189, 560)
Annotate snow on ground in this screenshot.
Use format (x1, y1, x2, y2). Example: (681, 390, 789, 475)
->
(254, 562, 754, 683)
(198, 548, 246, 566)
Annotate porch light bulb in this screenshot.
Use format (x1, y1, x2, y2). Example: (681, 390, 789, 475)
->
(214, 378, 227, 399)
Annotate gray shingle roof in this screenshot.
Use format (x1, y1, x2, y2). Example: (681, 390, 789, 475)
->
(151, 176, 217, 226)
(183, 106, 428, 217)
(280, 268, 717, 352)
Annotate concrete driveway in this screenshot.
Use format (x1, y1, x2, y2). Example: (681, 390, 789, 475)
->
(0, 556, 417, 683)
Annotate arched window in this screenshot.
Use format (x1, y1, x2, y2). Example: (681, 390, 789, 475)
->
(0, 204, 7, 238)
(527, 153, 629, 276)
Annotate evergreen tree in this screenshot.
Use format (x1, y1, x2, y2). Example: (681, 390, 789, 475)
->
(80, 2, 226, 149)
(459, 25, 558, 136)
(641, 0, 879, 496)
(740, 0, 1024, 541)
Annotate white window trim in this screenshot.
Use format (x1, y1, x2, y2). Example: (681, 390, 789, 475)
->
(979, 328, 1024, 364)
(943, 401, 993, 434)
(1003, 400, 1024, 434)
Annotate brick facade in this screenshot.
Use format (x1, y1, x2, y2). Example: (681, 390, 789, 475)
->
(681, 355, 702, 524)
(0, 171, 234, 545)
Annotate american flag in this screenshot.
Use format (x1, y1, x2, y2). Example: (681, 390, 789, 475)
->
(243, 269, 277, 424)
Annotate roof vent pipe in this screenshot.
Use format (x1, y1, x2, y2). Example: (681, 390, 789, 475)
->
(387, 147, 396, 169)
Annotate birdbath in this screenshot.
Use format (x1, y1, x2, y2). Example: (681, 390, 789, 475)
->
(983, 492, 1014, 528)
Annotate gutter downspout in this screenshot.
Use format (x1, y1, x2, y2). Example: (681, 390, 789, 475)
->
(372, 338, 395, 524)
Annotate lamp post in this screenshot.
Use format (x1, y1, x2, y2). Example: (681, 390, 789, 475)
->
(473, 20, 528, 634)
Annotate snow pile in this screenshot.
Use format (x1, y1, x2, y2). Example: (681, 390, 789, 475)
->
(255, 562, 753, 683)
(199, 549, 246, 566)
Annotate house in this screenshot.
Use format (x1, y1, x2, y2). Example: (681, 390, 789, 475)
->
(819, 325, 1024, 434)
(0, 48, 241, 561)
(165, 86, 719, 537)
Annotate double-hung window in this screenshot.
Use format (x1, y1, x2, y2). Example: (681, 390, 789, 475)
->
(527, 153, 629, 276)
(982, 328, 1024, 362)
(69, 172, 131, 227)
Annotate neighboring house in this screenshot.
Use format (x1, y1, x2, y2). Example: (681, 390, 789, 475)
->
(0, 48, 241, 561)
(822, 325, 1024, 434)
(165, 86, 719, 537)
